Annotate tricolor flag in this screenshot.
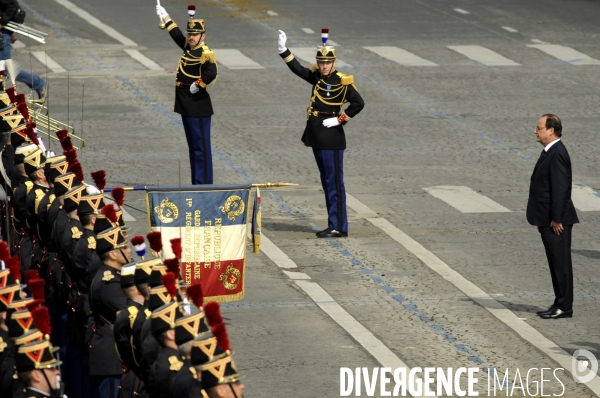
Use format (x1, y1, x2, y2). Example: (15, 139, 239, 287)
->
(147, 184, 251, 302)
(251, 187, 261, 254)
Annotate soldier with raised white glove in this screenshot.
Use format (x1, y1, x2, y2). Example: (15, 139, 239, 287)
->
(157, 4, 218, 185)
(277, 29, 364, 238)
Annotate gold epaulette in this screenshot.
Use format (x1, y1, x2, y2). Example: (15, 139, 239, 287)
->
(311, 64, 319, 72)
(200, 45, 216, 64)
(34, 189, 45, 214)
(128, 306, 139, 328)
(25, 181, 33, 195)
(336, 72, 354, 85)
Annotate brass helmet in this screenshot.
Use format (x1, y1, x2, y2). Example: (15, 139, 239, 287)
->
(316, 28, 336, 61)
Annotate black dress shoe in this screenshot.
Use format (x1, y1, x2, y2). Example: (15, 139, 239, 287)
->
(536, 305, 557, 316)
(540, 308, 573, 319)
(316, 228, 348, 238)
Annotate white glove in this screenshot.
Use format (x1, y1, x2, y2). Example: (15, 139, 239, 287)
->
(85, 183, 101, 194)
(190, 84, 199, 94)
(46, 150, 56, 158)
(156, 5, 168, 18)
(322, 117, 341, 128)
(278, 30, 287, 54)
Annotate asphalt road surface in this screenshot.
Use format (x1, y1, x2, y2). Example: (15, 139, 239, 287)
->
(12, 0, 600, 396)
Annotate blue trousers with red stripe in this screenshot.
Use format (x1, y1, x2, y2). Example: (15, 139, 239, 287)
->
(313, 148, 348, 233)
(181, 115, 213, 184)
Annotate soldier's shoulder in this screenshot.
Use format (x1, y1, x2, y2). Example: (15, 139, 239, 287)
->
(336, 72, 354, 85)
(100, 267, 120, 283)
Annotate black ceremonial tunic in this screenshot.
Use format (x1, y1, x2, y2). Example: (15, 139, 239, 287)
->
(279, 48, 364, 150)
(88, 263, 127, 376)
(165, 19, 217, 118)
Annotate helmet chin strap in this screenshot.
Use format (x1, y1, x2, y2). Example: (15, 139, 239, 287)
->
(41, 368, 62, 398)
(229, 383, 241, 398)
(119, 248, 131, 264)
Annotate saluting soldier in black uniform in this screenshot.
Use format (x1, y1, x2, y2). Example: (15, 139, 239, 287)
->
(278, 29, 364, 238)
(88, 226, 131, 398)
(156, 4, 218, 185)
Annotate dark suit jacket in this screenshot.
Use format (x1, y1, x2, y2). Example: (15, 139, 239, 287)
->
(526, 140, 579, 226)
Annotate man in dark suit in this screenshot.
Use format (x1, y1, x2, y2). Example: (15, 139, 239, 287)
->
(526, 114, 578, 319)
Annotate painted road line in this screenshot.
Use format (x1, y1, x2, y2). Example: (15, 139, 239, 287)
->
(527, 44, 600, 65)
(345, 194, 600, 395)
(260, 234, 297, 268)
(53, 0, 136, 46)
(123, 49, 163, 70)
(292, 47, 352, 68)
(423, 186, 511, 213)
(454, 8, 470, 14)
(531, 39, 549, 44)
(572, 184, 600, 211)
(12, 41, 25, 49)
(301, 28, 314, 34)
(102, 196, 136, 221)
(32, 51, 67, 73)
(261, 230, 433, 392)
(502, 26, 518, 33)
(364, 46, 438, 66)
(266, 10, 278, 16)
(282, 271, 311, 280)
(214, 49, 264, 69)
(447, 45, 520, 66)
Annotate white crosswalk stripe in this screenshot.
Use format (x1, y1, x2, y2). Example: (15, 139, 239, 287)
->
(301, 28, 314, 34)
(291, 47, 352, 68)
(364, 46, 438, 66)
(423, 186, 511, 213)
(32, 51, 67, 73)
(571, 184, 600, 211)
(527, 44, 600, 65)
(447, 45, 520, 66)
(214, 49, 264, 69)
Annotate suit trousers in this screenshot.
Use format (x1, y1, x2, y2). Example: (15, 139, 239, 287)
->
(181, 115, 213, 185)
(539, 224, 574, 311)
(312, 148, 348, 233)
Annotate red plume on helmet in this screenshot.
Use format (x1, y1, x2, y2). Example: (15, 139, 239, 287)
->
(91, 170, 106, 191)
(26, 299, 43, 313)
(211, 322, 231, 352)
(63, 148, 78, 166)
(101, 204, 118, 224)
(70, 161, 84, 182)
(24, 270, 39, 283)
(59, 136, 74, 152)
(147, 231, 162, 254)
(6, 87, 16, 104)
(186, 284, 203, 308)
(56, 129, 69, 141)
(27, 278, 45, 301)
(31, 306, 51, 337)
(15, 93, 25, 105)
(25, 124, 40, 146)
(164, 258, 180, 279)
(130, 235, 145, 246)
(111, 187, 125, 208)
(203, 301, 223, 328)
(0, 241, 10, 261)
(6, 256, 20, 283)
(162, 272, 177, 300)
(170, 238, 182, 260)
(16, 102, 29, 121)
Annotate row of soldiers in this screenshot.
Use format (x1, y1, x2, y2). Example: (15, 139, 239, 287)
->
(0, 75, 245, 397)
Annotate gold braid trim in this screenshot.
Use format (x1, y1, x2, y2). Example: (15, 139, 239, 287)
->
(283, 54, 294, 63)
(167, 22, 178, 32)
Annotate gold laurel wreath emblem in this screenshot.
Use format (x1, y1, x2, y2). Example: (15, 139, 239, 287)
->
(218, 265, 241, 290)
(154, 197, 179, 224)
(219, 195, 244, 221)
